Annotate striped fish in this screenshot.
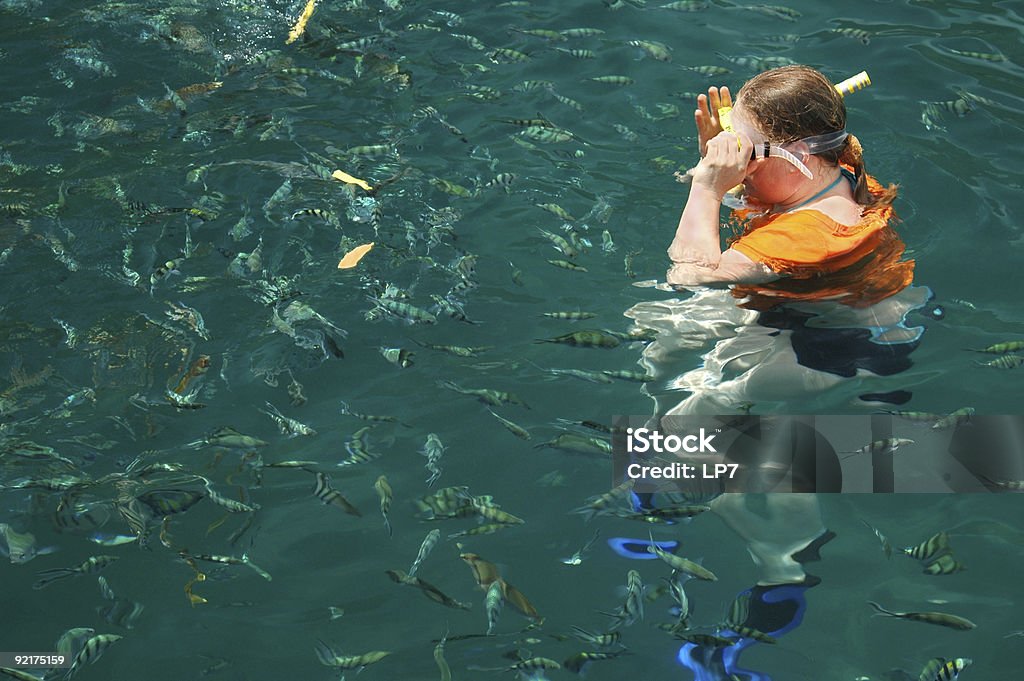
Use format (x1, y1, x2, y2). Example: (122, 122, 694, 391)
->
(831, 27, 871, 44)
(96, 577, 145, 629)
(203, 486, 260, 513)
(559, 28, 605, 37)
(549, 89, 584, 111)
(628, 39, 672, 61)
(489, 47, 529, 63)
(542, 310, 596, 320)
(521, 126, 573, 143)
(472, 500, 525, 525)
(969, 340, 1024, 353)
(932, 407, 974, 430)
(314, 642, 390, 669)
(648, 535, 718, 581)
(919, 656, 971, 681)
(340, 426, 382, 466)
(448, 523, 513, 538)
(681, 65, 730, 75)
(290, 208, 334, 222)
(408, 529, 441, 577)
(507, 657, 561, 673)
(862, 520, 894, 559)
(563, 651, 627, 673)
(602, 369, 655, 382)
(114, 499, 151, 547)
(602, 569, 644, 630)
(903, 531, 951, 561)
(659, 0, 709, 8)
(485, 580, 504, 634)
(434, 630, 451, 681)
(488, 409, 531, 440)
(867, 601, 975, 630)
(674, 632, 736, 646)
(555, 47, 595, 59)
(923, 553, 965, 575)
(535, 330, 621, 348)
(374, 475, 393, 537)
(55, 627, 95, 658)
(34, 555, 120, 590)
(136, 489, 205, 517)
(947, 47, 1005, 61)
(63, 633, 122, 681)
(53, 496, 108, 534)
(313, 472, 361, 516)
(483, 173, 516, 190)
(569, 626, 621, 647)
(386, 570, 471, 609)
(976, 353, 1024, 369)
(369, 296, 437, 324)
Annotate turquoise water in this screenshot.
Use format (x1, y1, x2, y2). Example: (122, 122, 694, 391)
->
(1, 0, 1022, 679)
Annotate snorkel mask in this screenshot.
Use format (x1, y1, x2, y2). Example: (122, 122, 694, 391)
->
(674, 71, 871, 192)
(719, 71, 871, 180)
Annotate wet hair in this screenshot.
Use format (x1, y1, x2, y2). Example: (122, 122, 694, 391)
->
(737, 65, 897, 208)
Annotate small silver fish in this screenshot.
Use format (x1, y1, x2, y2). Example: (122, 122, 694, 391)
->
(0, 524, 58, 564)
(601, 569, 644, 630)
(485, 580, 504, 635)
(260, 402, 317, 436)
(408, 529, 441, 577)
(561, 529, 601, 566)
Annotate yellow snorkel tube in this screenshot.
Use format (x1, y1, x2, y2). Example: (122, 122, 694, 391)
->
(834, 70, 871, 97)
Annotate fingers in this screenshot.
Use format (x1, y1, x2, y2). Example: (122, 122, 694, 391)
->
(696, 92, 710, 118)
(707, 130, 738, 154)
(707, 87, 721, 114)
(696, 94, 713, 133)
(735, 131, 753, 159)
(706, 131, 751, 172)
(704, 134, 724, 163)
(696, 87, 733, 158)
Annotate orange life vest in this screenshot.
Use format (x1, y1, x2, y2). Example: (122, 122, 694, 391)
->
(727, 173, 914, 311)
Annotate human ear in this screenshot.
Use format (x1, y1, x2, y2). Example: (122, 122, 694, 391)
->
(788, 141, 811, 165)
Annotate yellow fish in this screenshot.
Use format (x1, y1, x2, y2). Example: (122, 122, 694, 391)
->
(286, 0, 317, 44)
(337, 243, 374, 269)
(331, 169, 374, 191)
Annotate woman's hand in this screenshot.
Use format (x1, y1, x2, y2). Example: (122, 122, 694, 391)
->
(695, 86, 733, 157)
(691, 130, 753, 199)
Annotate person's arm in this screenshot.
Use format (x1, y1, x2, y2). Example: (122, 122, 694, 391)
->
(667, 184, 726, 266)
(666, 130, 752, 270)
(665, 86, 734, 265)
(667, 248, 779, 286)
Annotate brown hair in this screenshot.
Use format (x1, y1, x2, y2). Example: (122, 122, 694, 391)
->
(737, 65, 897, 209)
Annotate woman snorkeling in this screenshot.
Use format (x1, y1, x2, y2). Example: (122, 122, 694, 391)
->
(667, 65, 913, 306)
(627, 65, 934, 415)
(614, 67, 945, 681)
